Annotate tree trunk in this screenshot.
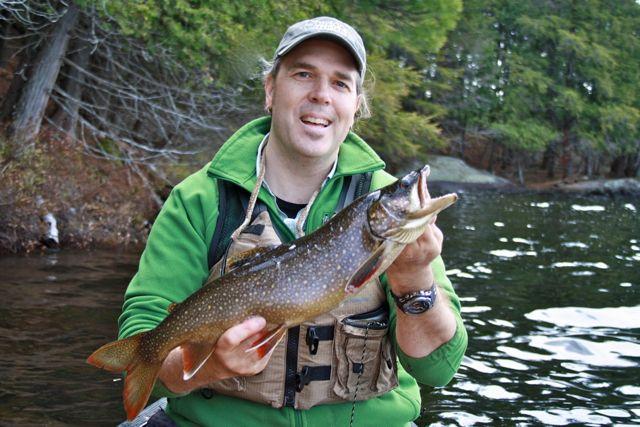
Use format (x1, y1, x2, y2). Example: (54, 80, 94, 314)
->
(516, 156, 525, 186)
(610, 155, 625, 178)
(584, 151, 593, 178)
(630, 150, 640, 178)
(560, 127, 571, 179)
(0, 22, 14, 68)
(52, 32, 91, 137)
(0, 53, 31, 122)
(7, 3, 79, 153)
(541, 140, 556, 178)
(624, 152, 639, 178)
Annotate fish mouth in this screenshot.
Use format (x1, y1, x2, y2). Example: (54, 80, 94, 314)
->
(418, 165, 430, 209)
(384, 166, 458, 243)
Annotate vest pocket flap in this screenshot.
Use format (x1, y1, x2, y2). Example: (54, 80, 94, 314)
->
(341, 305, 389, 331)
(332, 305, 398, 400)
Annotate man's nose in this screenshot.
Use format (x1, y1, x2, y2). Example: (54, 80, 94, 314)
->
(308, 79, 331, 104)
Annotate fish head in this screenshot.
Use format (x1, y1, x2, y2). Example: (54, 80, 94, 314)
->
(367, 165, 458, 244)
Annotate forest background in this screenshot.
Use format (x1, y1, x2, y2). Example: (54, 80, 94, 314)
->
(1, 0, 639, 253)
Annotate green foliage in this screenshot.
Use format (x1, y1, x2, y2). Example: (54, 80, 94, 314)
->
(355, 54, 443, 172)
(84, 0, 461, 172)
(491, 119, 558, 152)
(431, 0, 640, 178)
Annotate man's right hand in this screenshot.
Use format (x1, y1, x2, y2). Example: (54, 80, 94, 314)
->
(158, 316, 272, 395)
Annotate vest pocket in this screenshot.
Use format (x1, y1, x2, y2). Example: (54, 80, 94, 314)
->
(332, 305, 398, 400)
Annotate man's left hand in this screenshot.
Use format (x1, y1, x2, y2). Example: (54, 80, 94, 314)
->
(386, 216, 443, 295)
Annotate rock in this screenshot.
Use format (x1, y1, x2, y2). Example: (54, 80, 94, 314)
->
(413, 155, 514, 192)
(427, 155, 511, 184)
(556, 178, 640, 195)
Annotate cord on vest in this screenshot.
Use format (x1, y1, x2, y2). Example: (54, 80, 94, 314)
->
(349, 323, 370, 427)
(230, 144, 268, 242)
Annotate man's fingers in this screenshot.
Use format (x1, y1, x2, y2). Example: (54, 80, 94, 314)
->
(217, 316, 266, 349)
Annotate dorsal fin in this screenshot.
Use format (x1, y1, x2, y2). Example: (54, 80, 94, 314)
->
(226, 245, 278, 272)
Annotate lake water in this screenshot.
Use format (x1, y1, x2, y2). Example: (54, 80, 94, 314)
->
(0, 190, 638, 425)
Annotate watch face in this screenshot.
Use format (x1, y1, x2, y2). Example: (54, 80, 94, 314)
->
(403, 296, 434, 315)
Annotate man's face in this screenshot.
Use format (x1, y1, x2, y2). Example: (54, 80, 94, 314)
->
(265, 38, 361, 163)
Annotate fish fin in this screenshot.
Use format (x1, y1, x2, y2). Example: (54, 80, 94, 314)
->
(167, 302, 178, 313)
(181, 341, 215, 381)
(87, 333, 143, 372)
(226, 245, 277, 271)
(123, 358, 162, 421)
(87, 332, 162, 421)
(345, 246, 385, 294)
(246, 324, 287, 358)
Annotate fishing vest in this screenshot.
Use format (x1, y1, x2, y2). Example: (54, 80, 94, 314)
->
(200, 174, 399, 410)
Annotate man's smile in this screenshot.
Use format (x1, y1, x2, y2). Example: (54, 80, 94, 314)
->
(300, 114, 332, 128)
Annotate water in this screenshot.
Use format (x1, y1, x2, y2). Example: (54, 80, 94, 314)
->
(0, 251, 138, 425)
(0, 191, 638, 425)
(418, 190, 640, 426)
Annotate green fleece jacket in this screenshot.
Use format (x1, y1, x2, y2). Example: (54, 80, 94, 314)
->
(118, 117, 467, 426)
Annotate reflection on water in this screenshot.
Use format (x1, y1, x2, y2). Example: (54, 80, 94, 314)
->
(0, 191, 638, 425)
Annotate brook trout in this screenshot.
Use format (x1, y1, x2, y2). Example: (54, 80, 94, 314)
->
(87, 165, 457, 420)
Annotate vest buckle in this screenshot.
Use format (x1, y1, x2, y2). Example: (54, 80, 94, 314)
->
(306, 327, 320, 355)
(296, 366, 312, 392)
(295, 365, 332, 392)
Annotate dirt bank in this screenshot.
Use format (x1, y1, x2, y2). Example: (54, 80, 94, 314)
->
(0, 136, 161, 254)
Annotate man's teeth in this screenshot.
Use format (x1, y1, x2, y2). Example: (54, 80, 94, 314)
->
(302, 117, 330, 127)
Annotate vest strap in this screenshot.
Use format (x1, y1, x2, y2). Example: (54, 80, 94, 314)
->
(305, 325, 335, 355)
(295, 365, 332, 392)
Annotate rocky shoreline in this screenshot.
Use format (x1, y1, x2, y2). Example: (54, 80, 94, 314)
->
(2, 152, 637, 255)
(428, 155, 640, 196)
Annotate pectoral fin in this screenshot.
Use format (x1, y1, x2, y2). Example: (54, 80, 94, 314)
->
(345, 245, 385, 294)
(245, 324, 287, 358)
(181, 341, 216, 381)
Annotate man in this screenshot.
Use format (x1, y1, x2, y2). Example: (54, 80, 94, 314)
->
(118, 16, 467, 426)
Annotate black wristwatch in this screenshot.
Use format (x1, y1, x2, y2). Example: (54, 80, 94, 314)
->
(391, 283, 438, 315)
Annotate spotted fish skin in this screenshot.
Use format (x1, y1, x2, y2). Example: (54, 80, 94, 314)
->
(87, 164, 458, 420)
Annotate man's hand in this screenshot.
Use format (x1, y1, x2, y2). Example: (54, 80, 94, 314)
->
(386, 215, 443, 295)
(384, 181, 456, 359)
(158, 316, 274, 394)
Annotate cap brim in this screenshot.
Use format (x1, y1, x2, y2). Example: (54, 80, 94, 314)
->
(276, 32, 364, 76)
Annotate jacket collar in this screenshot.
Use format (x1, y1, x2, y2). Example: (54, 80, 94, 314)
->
(207, 116, 385, 193)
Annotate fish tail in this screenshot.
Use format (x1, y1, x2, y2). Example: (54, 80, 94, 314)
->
(122, 355, 162, 420)
(87, 333, 162, 420)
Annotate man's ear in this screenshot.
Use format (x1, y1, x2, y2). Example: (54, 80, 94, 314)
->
(264, 74, 274, 112)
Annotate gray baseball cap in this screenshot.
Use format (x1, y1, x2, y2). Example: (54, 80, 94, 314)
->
(274, 17, 366, 77)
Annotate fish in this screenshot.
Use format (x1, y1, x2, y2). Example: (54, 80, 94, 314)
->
(87, 165, 458, 420)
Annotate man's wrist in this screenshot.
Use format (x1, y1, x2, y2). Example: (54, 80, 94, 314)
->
(387, 265, 434, 295)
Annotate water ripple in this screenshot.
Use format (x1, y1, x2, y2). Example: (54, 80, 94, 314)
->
(571, 204, 606, 212)
(521, 408, 611, 425)
(526, 306, 640, 328)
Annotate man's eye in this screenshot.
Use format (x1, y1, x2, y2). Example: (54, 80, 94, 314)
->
(297, 71, 311, 78)
(336, 81, 350, 90)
